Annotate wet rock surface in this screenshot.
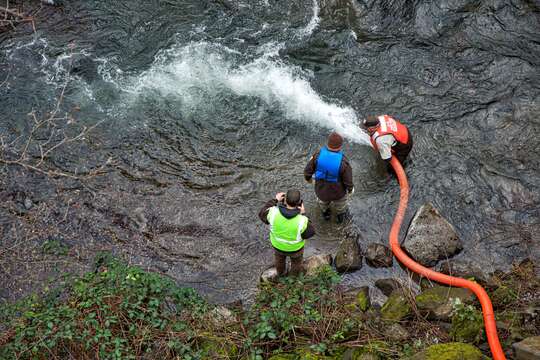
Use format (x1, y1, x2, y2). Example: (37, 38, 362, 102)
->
(365, 243, 393, 268)
(403, 203, 463, 267)
(375, 278, 402, 297)
(335, 235, 363, 273)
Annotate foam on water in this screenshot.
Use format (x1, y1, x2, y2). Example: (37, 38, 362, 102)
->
(134, 41, 370, 144)
(296, 0, 320, 38)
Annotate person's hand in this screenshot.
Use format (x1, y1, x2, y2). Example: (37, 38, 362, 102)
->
(306, 177, 313, 184)
(275, 192, 286, 202)
(299, 202, 305, 214)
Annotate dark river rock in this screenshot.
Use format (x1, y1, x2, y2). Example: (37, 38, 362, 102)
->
(1, 0, 539, 304)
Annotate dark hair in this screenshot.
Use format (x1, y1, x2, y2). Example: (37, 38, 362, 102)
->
(285, 189, 301, 207)
(362, 115, 380, 128)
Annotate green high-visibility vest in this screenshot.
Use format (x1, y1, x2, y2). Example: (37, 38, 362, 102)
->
(267, 206, 308, 252)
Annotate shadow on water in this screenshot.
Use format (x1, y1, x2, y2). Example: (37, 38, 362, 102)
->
(0, 0, 539, 303)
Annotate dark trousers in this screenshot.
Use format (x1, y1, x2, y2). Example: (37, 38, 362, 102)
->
(395, 130, 413, 164)
(274, 247, 304, 276)
(388, 132, 413, 173)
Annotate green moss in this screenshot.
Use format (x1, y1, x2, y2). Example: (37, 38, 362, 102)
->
(423, 343, 483, 360)
(415, 292, 444, 308)
(415, 286, 473, 311)
(199, 335, 238, 358)
(381, 292, 411, 321)
(356, 290, 370, 312)
(491, 286, 518, 306)
(450, 310, 484, 343)
(269, 354, 298, 360)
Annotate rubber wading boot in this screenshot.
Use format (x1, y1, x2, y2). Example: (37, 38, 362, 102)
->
(322, 209, 331, 221)
(336, 211, 351, 224)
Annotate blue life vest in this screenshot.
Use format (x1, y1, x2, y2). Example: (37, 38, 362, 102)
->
(314, 147, 343, 183)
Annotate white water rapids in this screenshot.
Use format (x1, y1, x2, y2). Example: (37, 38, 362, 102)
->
(133, 41, 371, 145)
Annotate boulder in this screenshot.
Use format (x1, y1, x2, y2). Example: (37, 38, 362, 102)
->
(450, 306, 484, 344)
(335, 237, 362, 273)
(513, 336, 540, 360)
(381, 292, 411, 322)
(415, 286, 475, 321)
(365, 243, 393, 268)
(375, 278, 402, 297)
(438, 259, 495, 287)
(304, 254, 333, 276)
(403, 203, 463, 267)
(410, 343, 483, 360)
(260, 267, 279, 283)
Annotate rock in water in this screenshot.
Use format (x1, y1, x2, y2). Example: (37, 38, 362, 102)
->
(335, 236, 362, 273)
(403, 203, 463, 267)
(365, 243, 393, 268)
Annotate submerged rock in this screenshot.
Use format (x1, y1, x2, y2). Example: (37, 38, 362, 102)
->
(403, 203, 463, 267)
(410, 342, 483, 360)
(513, 336, 540, 360)
(415, 286, 475, 321)
(335, 235, 362, 273)
(365, 243, 393, 268)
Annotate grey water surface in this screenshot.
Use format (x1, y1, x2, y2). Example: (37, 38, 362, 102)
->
(1, 0, 539, 304)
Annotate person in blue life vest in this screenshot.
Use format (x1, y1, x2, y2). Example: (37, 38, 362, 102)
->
(304, 132, 354, 224)
(259, 189, 315, 276)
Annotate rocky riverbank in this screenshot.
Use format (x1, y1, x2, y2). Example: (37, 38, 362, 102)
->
(0, 251, 538, 359)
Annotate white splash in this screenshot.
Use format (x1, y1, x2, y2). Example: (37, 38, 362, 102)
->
(134, 41, 370, 144)
(296, 0, 320, 38)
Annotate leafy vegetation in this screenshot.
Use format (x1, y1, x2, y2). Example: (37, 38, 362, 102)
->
(1, 255, 538, 359)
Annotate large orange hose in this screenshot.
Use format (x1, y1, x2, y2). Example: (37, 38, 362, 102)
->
(388, 156, 506, 360)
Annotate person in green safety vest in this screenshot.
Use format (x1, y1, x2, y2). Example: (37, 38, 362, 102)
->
(259, 189, 316, 276)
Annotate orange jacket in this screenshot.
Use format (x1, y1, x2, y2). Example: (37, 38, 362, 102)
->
(369, 115, 409, 151)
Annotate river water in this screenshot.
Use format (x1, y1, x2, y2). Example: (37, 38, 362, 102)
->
(1, 0, 539, 303)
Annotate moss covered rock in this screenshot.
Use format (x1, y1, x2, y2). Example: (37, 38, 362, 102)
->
(410, 342, 483, 360)
(415, 286, 475, 321)
(199, 335, 238, 358)
(269, 354, 298, 360)
(340, 341, 388, 359)
(356, 287, 371, 312)
(381, 292, 411, 321)
(450, 308, 484, 343)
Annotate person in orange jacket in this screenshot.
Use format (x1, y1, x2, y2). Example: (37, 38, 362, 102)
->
(362, 115, 413, 172)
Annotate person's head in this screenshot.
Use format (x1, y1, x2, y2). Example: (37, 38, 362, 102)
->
(362, 115, 380, 135)
(327, 131, 343, 151)
(285, 189, 302, 208)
